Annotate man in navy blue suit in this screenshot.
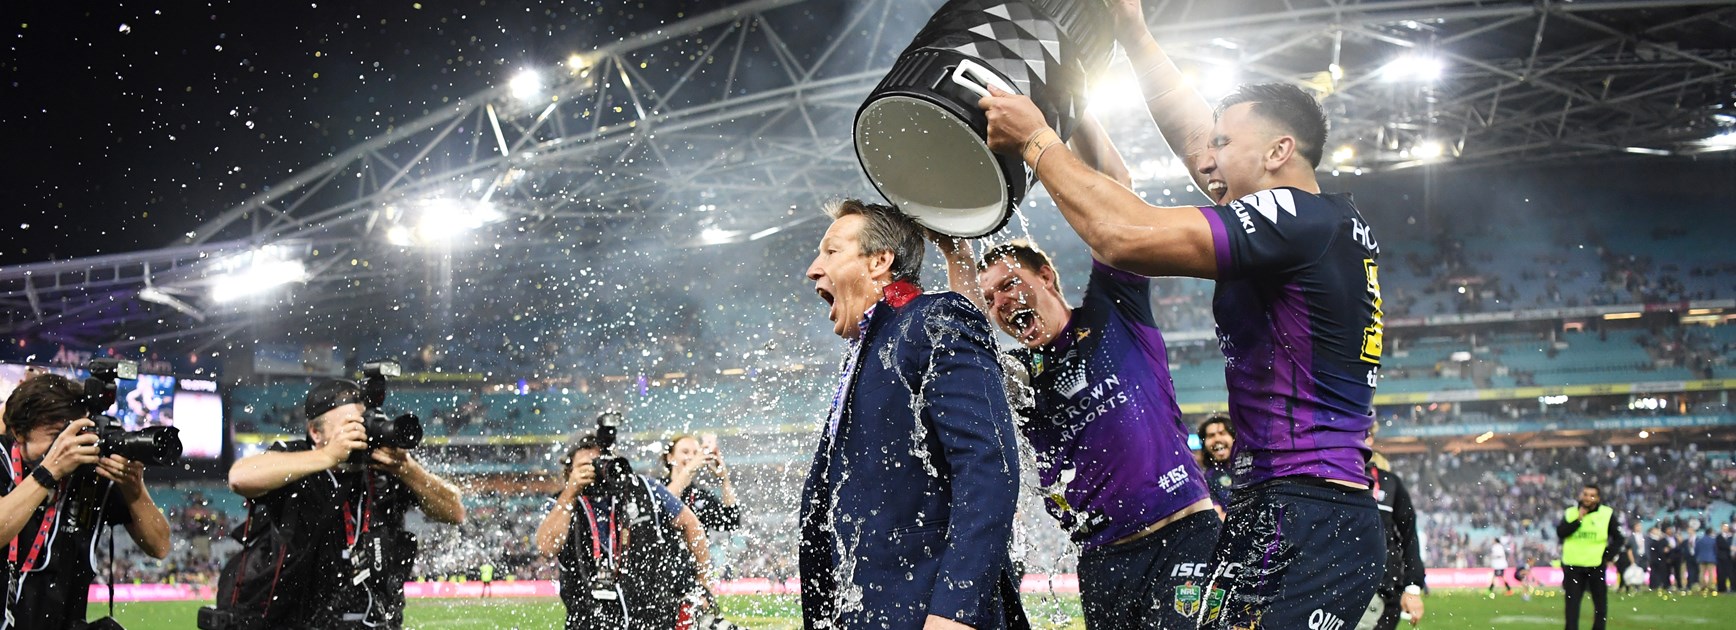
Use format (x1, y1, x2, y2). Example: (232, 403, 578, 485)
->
(800, 199, 1027, 630)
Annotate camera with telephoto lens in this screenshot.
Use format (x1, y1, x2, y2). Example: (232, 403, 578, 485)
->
(349, 360, 423, 464)
(582, 411, 634, 498)
(82, 359, 181, 467)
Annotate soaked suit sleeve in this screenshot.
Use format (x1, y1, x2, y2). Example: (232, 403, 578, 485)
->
(920, 294, 1021, 626)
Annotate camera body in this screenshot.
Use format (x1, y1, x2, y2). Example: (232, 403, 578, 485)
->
(348, 360, 423, 464)
(82, 359, 181, 467)
(582, 411, 634, 498)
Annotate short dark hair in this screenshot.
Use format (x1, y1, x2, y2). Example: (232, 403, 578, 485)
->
(1583, 483, 1601, 493)
(4, 373, 86, 439)
(1217, 83, 1329, 168)
(1198, 413, 1233, 439)
(561, 433, 604, 475)
(978, 239, 1058, 280)
(823, 198, 925, 285)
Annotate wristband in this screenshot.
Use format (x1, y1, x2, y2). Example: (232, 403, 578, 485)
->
(31, 465, 58, 488)
(1021, 128, 1061, 165)
(1404, 585, 1423, 595)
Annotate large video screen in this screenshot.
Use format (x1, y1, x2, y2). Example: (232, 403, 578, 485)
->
(0, 363, 224, 460)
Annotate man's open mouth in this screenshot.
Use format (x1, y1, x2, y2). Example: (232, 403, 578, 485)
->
(1008, 309, 1038, 340)
(1206, 180, 1228, 203)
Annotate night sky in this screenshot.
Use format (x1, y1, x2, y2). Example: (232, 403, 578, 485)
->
(1, 1, 744, 266)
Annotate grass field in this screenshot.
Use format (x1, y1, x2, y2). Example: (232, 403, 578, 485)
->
(89, 590, 1732, 629)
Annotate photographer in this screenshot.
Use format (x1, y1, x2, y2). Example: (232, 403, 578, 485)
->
(1, 373, 171, 629)
(217, 378, 464, 629)
(659, 434, 741, 533)
(536, 431, 714, 630)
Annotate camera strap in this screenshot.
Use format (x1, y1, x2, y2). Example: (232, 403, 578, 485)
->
(341, 470, 374, 550)
(576, 497, 618, 565)
(6, 443, 66, 575)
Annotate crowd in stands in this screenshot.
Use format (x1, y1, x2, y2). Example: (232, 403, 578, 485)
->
(1386, 445, 1734, 572)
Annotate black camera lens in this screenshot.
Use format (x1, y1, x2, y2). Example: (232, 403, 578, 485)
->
(366, 413, 423, 450)
(103, 425, 183, 467)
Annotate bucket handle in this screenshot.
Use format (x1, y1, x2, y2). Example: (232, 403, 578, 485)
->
(951, 59, 1016, 99)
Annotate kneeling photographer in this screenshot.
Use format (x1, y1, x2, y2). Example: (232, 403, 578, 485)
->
(206, 362, 464, 629)
(1, 364, 173, 629)
(536, 414, 720, 630)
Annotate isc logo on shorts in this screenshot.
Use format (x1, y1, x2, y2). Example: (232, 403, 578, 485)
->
(1170, 562, 1211, 578)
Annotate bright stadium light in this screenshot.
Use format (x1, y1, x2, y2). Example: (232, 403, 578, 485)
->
(1196, 65, 1241, 101)
(1413, 140, 1445, 159)
(1381, 53, 1444, 83)
(415, 197, 501, 244)
(1088, 69, 1144, 114)
(1696, 130, 1736, 151)
(385, 224, 415, 247)
(508, 69, 543, 101)
(1331, 145, 1356, 164)
(210, 250, 308, 304)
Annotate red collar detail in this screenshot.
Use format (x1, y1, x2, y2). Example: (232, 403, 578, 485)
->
(882, 281, 921, 308)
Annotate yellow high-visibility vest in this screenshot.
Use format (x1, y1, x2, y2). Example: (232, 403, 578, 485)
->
(1562, 505, 1613, 567)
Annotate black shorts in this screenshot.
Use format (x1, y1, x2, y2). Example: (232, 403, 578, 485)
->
(1198, 479, 1384, 630)
(1078, 510, 1223, 630)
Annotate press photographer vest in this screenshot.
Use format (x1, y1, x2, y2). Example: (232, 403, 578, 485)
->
(1562, 505, 1613, 567)
(556, 476, 696, 626)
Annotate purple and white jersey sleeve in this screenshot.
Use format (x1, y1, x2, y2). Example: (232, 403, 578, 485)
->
(1198, 187, 1384, 487)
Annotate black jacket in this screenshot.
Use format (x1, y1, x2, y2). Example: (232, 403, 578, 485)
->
(1370, 465, 1425, 595)
(660, 481, 741, 532)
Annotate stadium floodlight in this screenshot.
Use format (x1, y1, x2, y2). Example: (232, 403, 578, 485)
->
(1380, 53, 1444, 83)
(385, 224, 415, 247)
(508, 69, 543, 101)
(1195, 64, 1241, 101)
(1413, 140, 1445, 160)
(415, 197, 501, 243)
(1088, 66, 1144, 114)
(699, 227, 741, 245)
(1696, 130, 1736, 151)
(210, 252, 308, 304)
(1331, 145, 1355, 164)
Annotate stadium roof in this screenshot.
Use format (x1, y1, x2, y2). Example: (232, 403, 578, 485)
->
(3, 0, 1734, 354)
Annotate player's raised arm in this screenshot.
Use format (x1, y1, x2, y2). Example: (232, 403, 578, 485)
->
(1110, 0, 1215, 199)
(979, 86, 1218, 280)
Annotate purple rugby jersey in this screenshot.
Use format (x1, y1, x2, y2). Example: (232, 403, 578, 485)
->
(1197, 187, 1384, 488)
(1010, 261, 1210, 550)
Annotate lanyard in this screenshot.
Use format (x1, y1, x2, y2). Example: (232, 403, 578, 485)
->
(6, 443, 66, 573)
(576, 497, 619, 563)
(341, 470, 373, 548)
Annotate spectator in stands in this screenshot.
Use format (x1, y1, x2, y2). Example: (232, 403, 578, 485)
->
(1357, 428, 1424, 630)
(1558, 483, 1623, 630)
(1199, 413, 1236, 514)
(660, 433, 741, 533)
(537, 434, 714, 630)
(0, 374, 172, 629)
(218, 379, 466, 629)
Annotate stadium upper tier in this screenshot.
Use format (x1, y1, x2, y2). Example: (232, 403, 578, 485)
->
(230, 320, 1732, 448)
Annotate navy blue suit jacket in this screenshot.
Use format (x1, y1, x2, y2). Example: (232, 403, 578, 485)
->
(799, 288, 1026, 629)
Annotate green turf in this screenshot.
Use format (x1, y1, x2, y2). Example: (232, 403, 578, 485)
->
(87, 589, 1732, 629)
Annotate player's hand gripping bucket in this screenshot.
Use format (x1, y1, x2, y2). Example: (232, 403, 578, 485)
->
(854, 0, 1113, 237)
